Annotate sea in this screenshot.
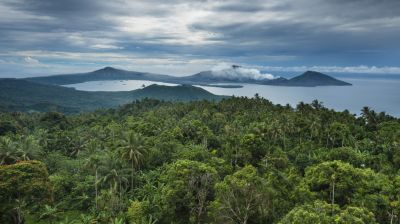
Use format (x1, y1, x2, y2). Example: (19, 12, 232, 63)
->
(64, 77, 400, 117)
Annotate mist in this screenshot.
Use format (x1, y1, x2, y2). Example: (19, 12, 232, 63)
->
(211, 63, 276, 80)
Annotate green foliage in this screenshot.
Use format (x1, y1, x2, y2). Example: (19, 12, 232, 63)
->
(127, 200, 145, 224)
(0, 160, 52, 223)
(320, 147, 367, 167)
(279, 200, 377, 224)
(0, 120, 17, 135)
(279, 200, 339, 224)
(209, 165, 272, 223)
(160, 159, 218, 223)
(302, 161, 389, 208)
(0, 97, 398, 223)
(0, 79, 224, 113)
(336, 206, 377, 224)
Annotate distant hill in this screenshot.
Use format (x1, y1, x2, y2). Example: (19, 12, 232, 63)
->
(285, 71, 352, 86)
(25, 67, 181, 85)
(0, 79, 224, 113)
(183, 69, 351, 86)
(181, 70, 290, 85)
(26, 66, 351, 87)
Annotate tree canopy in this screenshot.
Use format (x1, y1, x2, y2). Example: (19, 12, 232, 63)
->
(0, 97, 398, 223)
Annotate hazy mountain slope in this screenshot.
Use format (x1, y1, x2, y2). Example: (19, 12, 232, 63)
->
(286, 71, 352, 86)
(25, 67, 181, 85)
(0, 79, 224, 113)
(25, 67, 351, 87)
(129, 84, 223, 101)
(0, 79, 110, 113)
(183, 70, 351, 86)
(181, 70, 289, 85)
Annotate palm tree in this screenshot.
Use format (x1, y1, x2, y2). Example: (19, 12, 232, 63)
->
(39, 204, 61, 224)
(111, 217, 125, 224)
(101, 152, 129, 198)
(309, 116, 321, 141)
(361, 106, 378, 128)
(361, 106, 371, 119)
(84, 139, 102, 155)
(77, 214, 97, 224)
(296, 101, 307, 114)
(84, 155, 102, 210)
(199, 126, 210, 148)
(119, 132, 148, 191)
(16, 135, 41, 161)
(106, 122, 122, 147)
(101, 168, 129, 214)
(69, 135, 86, 158)
(142, 215, 158, 224)
(0, 136, 18, 164)
(58, 217, 76, 224)
(223, 125, 242, 167)
(90, 124, 107, 138)
(311, 99, 324, 110)
(32, 129, 49, 150)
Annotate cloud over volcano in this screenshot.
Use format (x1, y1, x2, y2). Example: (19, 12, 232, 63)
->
(211, 63, 276, 80)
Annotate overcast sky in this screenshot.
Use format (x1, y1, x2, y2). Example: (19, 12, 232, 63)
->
(0, 0, 399, 77)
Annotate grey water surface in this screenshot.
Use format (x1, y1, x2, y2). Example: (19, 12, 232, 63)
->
(65, 78, 400, 116)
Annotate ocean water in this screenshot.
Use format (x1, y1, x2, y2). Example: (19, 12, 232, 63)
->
(64, 78, 400, 116)
(64, 80, 178, 91)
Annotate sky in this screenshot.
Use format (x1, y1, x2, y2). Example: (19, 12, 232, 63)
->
(0, 0, 400, 77)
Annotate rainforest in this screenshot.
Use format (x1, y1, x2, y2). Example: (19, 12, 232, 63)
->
(1, 97, 399, 224)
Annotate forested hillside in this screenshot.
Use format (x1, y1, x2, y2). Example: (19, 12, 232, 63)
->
(0, 79, 224, 113)
(1, 97, 399, 224)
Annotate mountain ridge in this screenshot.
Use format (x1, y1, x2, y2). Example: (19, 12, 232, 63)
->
(286, 71, 352, 86)
(25, 66, 351, 87)
(25, 67, 180, 85)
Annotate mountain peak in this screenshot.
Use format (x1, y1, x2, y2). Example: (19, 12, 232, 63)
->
(92, 67, 122, 73)
(288, 71, 351, 86)
(303, 70, 327, 76)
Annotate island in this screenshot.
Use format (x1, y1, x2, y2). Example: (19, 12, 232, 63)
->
(25, 66, 351, 87)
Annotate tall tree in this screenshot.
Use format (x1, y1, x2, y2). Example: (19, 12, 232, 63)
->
(119, 131, 148, 191)
(210, 165, 272, 224)
(0, 160, 52, 224)
(16, 135, 41, 161)
(84, 155, 102, 210)
(279, 200, 377, 224)
(160, 159, 218, 223)
(0, 136, 18, 165)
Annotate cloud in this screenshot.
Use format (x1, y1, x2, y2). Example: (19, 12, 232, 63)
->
(20, 56, 52, 72)
(90, 44, 123, 50)
(257, 65, 400, 75)
(23, 56, 40, 65)
(65, 33, 124, 50)
(211, 63, 276, 80)
(0, 0, 399, 77)
(0, 50, 223, 77)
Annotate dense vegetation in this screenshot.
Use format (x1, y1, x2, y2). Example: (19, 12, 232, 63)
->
(0, 97, 399, 224)
(0, 79, 223, 113)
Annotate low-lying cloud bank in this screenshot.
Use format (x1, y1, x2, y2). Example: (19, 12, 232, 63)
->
(211, 63, 276, 80)
(256, 65, 400, 75)
(1, 52, 400, 78)
(208, 63, 400, 81)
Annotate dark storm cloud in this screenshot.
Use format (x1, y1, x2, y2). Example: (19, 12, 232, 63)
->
(0, 0, 399, 77)
(7, 0, 104, 16)
(1, 0, 117, 33)
(187, 0, 400, 65)
(198, 0, 400, 49)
